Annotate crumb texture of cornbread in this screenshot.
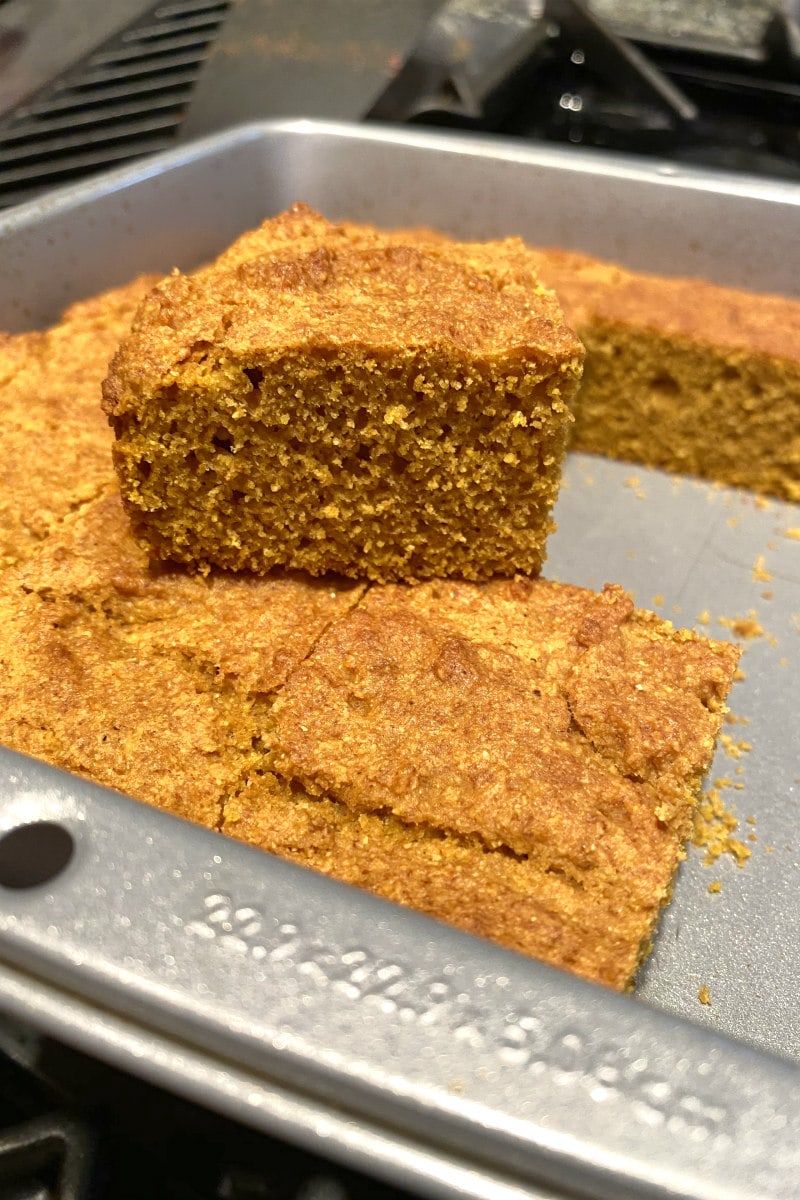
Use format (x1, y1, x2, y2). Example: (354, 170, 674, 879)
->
(103, 204, 584, 582)
(0, 275, 159, 573)
(533, 248, 800, 502)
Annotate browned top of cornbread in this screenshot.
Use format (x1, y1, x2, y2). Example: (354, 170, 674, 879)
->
(104, 203, 582, 417)
(534, 247, 800, 362)
(272, 577, 737, 856)
(0, 274, 159, 572)
(266, 577, 738, 986)
(0, 476, 739, 986)
(0, 490, 365, 823)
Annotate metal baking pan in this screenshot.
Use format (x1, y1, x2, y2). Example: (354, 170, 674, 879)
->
(0, 120, 799, 1199)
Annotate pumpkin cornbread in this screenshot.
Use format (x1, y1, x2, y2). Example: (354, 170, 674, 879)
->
(103, 204, 584, 582)
(0, 491, 365, 827)
(0, 488, 738, 987)
(230, 575, 738, 990)
(531, 248, 800, 502)
(0, 275, 159, 573)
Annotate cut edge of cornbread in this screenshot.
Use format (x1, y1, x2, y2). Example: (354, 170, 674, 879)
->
(103, 204, 585, 582)
(531, 247, 800, 503)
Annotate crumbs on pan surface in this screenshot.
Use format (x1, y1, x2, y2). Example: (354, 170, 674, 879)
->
(719, 611, 764, 639)
(693, 784, 751, 867)
(698, 985, 712, 1006)
(720, 734, 752, 760)
(752, 555, 773, 583)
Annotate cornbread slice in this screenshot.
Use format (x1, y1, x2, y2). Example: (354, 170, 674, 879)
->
(533, 248, 800, 502)
(103, 204, 584, 582)
(0, 477, 738, 986)
(0, 491, 365, 825)
(237, 577, 738, 990)
(0, 275, 159, 573)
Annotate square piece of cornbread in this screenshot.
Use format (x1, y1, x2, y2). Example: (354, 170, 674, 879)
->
(103, 204, 584, 582)
(230, 576, 739, 989)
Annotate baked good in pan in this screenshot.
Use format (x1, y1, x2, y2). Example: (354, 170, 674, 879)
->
(0, 489, 739, 989)
(532, 247, 800, 502)
(103, 204, 584, 582)
(0, 274, 159, 572)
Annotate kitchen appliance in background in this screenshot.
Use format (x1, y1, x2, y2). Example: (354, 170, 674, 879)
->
(0, 0, 232, 209)
(365, 0, 800, 178)
(2, 0, 800, 211)
(0, 1017, 414, 1200)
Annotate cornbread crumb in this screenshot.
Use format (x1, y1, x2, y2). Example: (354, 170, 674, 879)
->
(708, 880, 722, 894)
(719, 612, 764, 639)
(693, 787, 751, 866)
(698, 985, 712, 1006)
(784, 527, 800, 540)
(752, 556, 773, 583)
(720, 734, 752, 759)
(104, 205, 584, 582)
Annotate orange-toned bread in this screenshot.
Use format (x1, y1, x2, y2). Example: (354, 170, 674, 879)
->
(103, 204, 584, 582)
(0, 481, 738, 987)
(0, 491, 365, 826)
(0, 274, 159, 572)
(532, 248, 800, 501)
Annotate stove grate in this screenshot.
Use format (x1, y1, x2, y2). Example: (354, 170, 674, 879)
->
(0, 0, 231, 211)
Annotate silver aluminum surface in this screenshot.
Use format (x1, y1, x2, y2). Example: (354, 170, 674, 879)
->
(1, 751, 800, 1200)
(0, 120, 799, 1196)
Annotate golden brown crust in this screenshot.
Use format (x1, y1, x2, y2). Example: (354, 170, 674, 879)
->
(0, 491, 365, 824)
(103, 204, 584, 581)
(260, 576, 738, 987)
(224, 774, 653, 990)
(535, 247, 800, 361)
(0, 482, 738, 989)
(0, 274, 160, 572)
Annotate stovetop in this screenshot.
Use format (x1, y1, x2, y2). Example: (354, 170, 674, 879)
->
(1, 0, 799, 211)
(0, 1024, 416, 1200)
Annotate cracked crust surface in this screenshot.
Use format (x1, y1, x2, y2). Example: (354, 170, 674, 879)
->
(249, 577, 738, 988)
(0, 486, 738, 988)
(0, 491, 365, 826)
(0, 275, 160, 573)
(103, 204, 584, 581)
